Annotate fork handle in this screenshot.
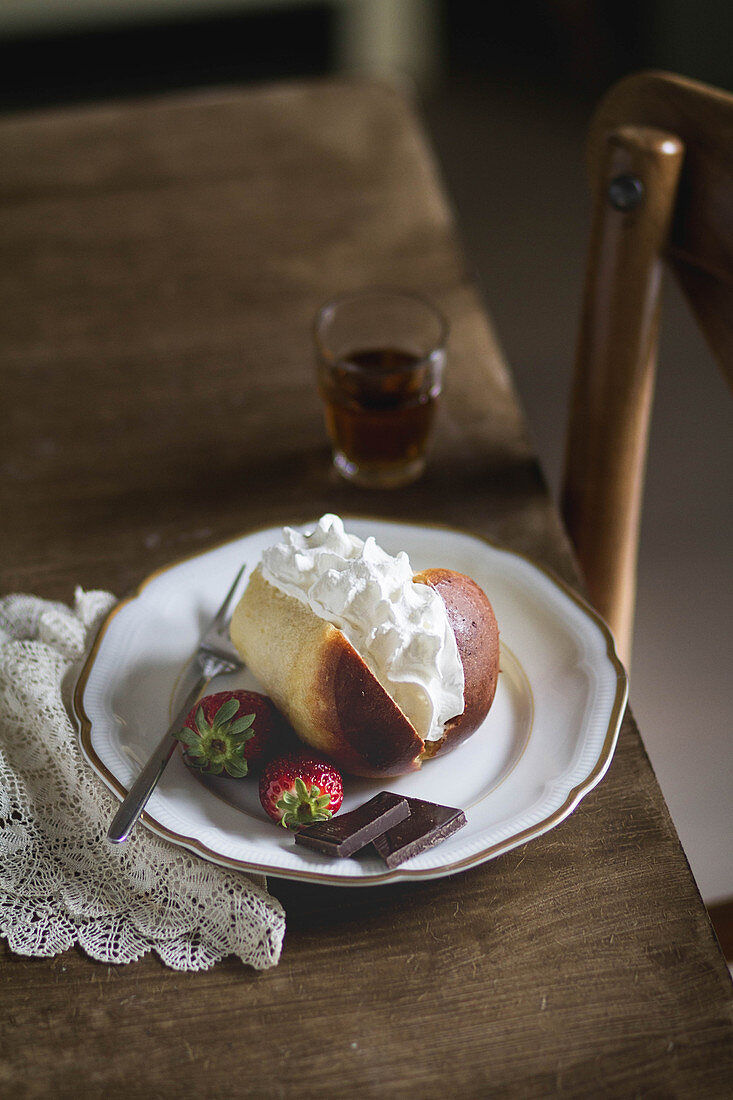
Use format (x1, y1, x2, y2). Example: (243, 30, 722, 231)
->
(107, 673, 210, 844)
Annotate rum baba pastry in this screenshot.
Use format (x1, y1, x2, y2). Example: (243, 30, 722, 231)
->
(230, 514, 499, 778)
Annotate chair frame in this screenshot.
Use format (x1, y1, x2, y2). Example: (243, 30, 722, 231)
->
(561, 70, 733, 666)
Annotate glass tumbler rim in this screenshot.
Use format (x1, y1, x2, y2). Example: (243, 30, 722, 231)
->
(313, 286, 448, 363)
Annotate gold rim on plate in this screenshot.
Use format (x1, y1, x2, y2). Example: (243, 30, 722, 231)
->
(74, 517, 628, 885)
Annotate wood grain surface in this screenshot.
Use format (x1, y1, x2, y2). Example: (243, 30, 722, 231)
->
(1, 80, 731, 1098)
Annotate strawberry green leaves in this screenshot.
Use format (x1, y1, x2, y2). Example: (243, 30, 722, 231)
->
(276, 776, 335, 828)
(259, 754, 344, 828)
(176, 696, 256, 777)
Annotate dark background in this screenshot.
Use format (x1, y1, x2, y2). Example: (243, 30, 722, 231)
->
(0, 1, 731, 113)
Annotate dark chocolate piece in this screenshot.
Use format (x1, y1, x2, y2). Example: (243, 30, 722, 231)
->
(372, 797, 466, 868)
(294, 791, 410, 858)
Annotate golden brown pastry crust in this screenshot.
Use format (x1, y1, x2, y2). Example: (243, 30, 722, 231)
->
(412, 568, 500, 757)
(230, 564, 500, 776)
(229, 568, 424, 777)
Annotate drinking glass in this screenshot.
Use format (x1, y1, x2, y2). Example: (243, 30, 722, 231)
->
(314, 289, 447, 488)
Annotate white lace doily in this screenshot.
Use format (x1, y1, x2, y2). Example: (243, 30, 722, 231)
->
(0, 589, 285, 970)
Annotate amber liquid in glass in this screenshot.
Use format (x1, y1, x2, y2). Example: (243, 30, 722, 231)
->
(320, 347, 437, 472)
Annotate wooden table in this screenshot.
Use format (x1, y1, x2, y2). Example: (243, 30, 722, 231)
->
(2, 79, 732, 1097)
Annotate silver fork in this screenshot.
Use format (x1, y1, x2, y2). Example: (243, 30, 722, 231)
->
(107, 563, 246, 844)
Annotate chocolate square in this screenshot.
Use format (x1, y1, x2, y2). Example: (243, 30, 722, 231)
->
(371, 797, 466, 868)
(294, 791, 410, 858)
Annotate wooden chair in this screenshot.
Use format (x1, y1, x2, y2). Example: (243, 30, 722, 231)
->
(560, 70, 733, 961)
(561, 71, 733, 669)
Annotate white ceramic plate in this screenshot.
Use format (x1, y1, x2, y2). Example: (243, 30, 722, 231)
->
(75, 518, 627, 885)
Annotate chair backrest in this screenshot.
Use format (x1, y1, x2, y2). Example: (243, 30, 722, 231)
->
(560, 70, 733, 666)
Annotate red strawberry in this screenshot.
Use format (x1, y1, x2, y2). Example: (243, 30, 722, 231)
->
(259, 753, 344, 829)
(176, 690, 285, 778)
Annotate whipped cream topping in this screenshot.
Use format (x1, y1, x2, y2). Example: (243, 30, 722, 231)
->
(259, 514, 465, 741)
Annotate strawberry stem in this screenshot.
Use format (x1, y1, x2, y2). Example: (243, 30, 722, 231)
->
(176, 708, 256, 777)
(277, 777, 334, 829)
